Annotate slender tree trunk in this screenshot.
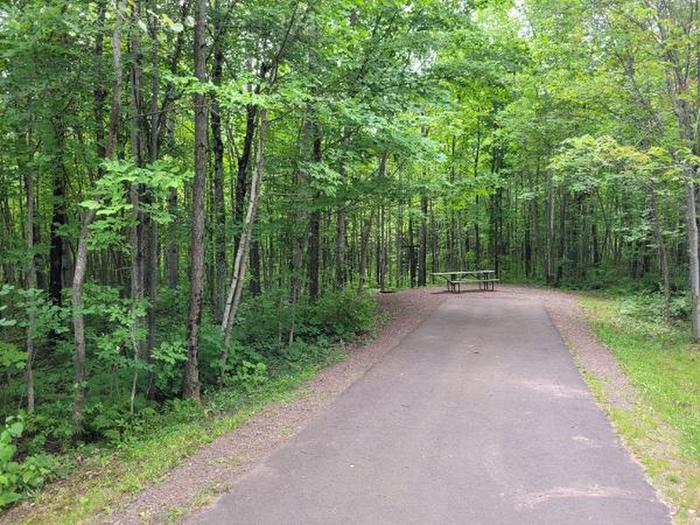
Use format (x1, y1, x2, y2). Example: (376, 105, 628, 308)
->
(106, 1, 124, 160)
(288, 226, 304, 347)
(646, 187, 670, 314)
(335, 207, 346, 288)
(474, 197, 481, 269)
(93, 1, 107, 163)
(544, 170, 554, 285)
(418, 194, 428, 286)
(72, 0, 124, 428)
(71, 209, 96, 428)
(184, 0, 208, 401)
(378, 204, 386, 290)
(166, 187, 178, 287)
(211, 38, 226, 322)
(249, 240, 261, 296)
(358, 211, 372, 292)
(307, 133, 322, 301)
(221, 108, 268, 364)
(408, 213, 416, 287)
(396, 202, 403, 288)
(49, 125, 68, 308)
(233, 103, 257, 255)
(335, 133, 348, 289)
(24, 170, 36, 413)
(686, 178, 700, 339)
(144, 2, 161, 399)
(556, 187, 568, 286)
(128, 3, 148, 411)
(308, 208, 321, 300)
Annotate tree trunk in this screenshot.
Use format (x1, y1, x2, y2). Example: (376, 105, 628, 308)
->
(358, 211, 372, 292)
(418, 194, 428, 286)
(184, 0, 208, 401)
(335, 207, 346, 288)
(544, 168, 554, 284)
(71, 209, 96, 428)
(307, 133, 322, 301)
(686, 178, 700, 339)
(128, 2, 148, 411)
(72, 0, 124, 428)
(93, 1, 107, 163)
(556, 187, 568, 286)
(221, 108, 267, 362)
(49, 126, 68, 308)
(249, 240, 261, 296)
(408, 213, 416, 287)
(233, 104, 257, 253)
(144, 1, 162, 399)
(166, 187, 178, 287)
(335, 134, 348, 289)
(24, 170, 36, 413)
(211, 37, 226, 322)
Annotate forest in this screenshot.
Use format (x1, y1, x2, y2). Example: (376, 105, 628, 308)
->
(0, 0, 699, 517)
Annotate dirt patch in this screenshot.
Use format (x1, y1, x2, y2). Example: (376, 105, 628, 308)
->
(107, 288, 446, 524)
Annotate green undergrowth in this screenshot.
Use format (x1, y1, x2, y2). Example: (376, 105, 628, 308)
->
(578, 294, 700, 522)
(1, 287, 377, 523)
(9, 347, 346, 525)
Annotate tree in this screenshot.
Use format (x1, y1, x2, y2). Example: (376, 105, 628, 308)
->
(183, 0, 209, 401)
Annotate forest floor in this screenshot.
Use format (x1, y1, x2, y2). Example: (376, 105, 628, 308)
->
(2, 285, 698, 524)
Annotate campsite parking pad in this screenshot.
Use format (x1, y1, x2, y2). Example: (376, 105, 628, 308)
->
(189, 295, 671, 524)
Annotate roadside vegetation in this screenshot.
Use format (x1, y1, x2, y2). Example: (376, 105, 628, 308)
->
(0, 289, 374, 515)
(578, 290, 700, 523)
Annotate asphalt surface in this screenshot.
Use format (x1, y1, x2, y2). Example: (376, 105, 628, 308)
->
(190, 295, 671, 524)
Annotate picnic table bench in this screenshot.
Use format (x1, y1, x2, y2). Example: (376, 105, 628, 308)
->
(431, 270, 499, 293)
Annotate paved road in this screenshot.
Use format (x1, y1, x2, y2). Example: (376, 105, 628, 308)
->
(191, 296, 670, 524)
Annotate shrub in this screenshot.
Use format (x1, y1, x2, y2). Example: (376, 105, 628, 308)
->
(0, 416, 67, 509)
(151, 339, 188, 397)
(233, 361, 269, 392)
(620, 291, 691, 323)
(82, 400, 156, 445)
(305, 289, 375, 339)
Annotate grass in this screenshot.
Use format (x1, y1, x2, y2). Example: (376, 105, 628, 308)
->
(578, 295, 700, 523)
(4, 350, 345, 525)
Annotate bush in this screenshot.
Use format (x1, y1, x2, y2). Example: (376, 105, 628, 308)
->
(235, 289, 292, 349)
(82, 400, 156, 445)
(151, 339, 188, 397)
(233, 361, 269, 392)
(305, 289, 375, 339)
(0, 416, 67, 509)
(620, 291, 691, 323)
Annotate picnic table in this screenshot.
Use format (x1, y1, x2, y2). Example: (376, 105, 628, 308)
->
(431, 270, 499, 293)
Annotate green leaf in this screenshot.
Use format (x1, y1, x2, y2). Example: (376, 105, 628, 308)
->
(80, 200, 101, 210)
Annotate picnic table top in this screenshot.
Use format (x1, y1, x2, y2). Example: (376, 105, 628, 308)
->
(431, 270, 495, 277)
